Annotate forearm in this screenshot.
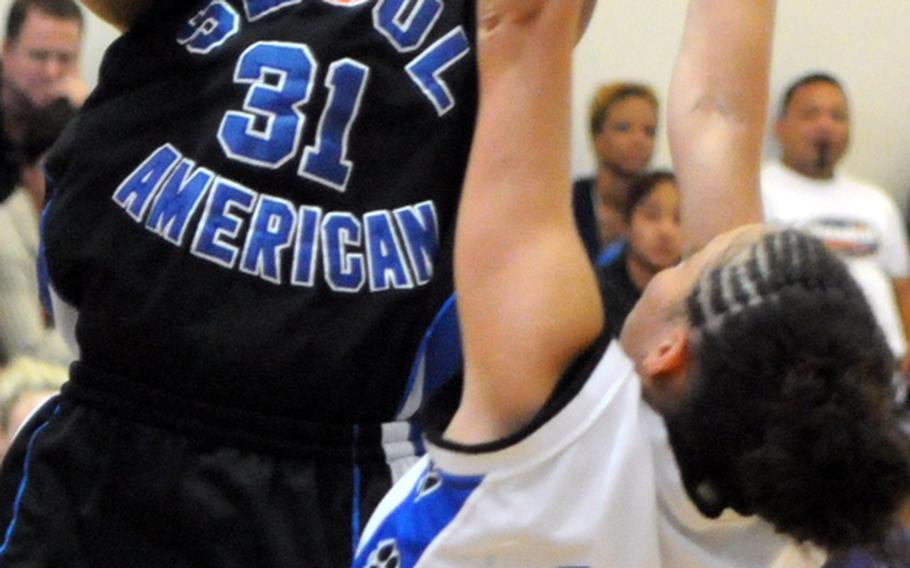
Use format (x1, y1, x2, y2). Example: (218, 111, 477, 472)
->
(80, 0, 154, 31)
(669, 0, 776, 248)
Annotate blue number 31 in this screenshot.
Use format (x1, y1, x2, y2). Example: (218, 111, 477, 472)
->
(217, 41, 370, 193)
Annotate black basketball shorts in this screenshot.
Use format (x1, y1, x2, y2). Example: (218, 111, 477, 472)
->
(0, 377, 418, 568)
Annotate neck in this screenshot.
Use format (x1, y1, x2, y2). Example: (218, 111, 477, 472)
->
(594, 167, 636, 245)
(595, 164, 635, 208)
(783, 158, 835, 181)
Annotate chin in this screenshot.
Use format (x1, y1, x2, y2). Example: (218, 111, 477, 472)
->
(647, 255, 680, 272)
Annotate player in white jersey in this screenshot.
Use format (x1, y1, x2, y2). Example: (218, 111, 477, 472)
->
(353, 1, 910, 567)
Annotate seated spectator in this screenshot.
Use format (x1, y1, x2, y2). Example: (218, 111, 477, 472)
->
(0, 98, 76, 365)
(573, 81, 658, 264)
(600, 170, 681, 339)
(0, 356, 66, 457)
(762, 72, 910, 376)
(0, 0, 85, 204)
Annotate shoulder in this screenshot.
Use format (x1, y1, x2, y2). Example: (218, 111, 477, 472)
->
(0, 190, 34, 240)
(838, 173, 896, 202)
(835, 173, 904, 219)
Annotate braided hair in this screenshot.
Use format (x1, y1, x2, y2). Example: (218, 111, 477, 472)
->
(667, 229, 910, 550)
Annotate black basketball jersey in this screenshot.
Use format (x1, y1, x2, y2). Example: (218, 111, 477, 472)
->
(42, 0, 477, 423)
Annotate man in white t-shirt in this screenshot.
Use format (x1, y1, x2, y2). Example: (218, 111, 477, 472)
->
(762, 73, 910, 371)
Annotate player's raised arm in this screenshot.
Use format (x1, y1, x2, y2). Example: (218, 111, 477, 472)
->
(668, 0, 775, 249)
(79, 0, 153, 30)
(446, 0, 602, 443)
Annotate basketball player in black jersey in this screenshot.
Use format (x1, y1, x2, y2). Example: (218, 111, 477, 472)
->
(0, 1, 588, 566)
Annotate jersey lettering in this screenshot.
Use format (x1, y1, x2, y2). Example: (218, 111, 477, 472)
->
(177, 0, 240, 54)
(219, 43, 368, 193)
(373, 0, 443, 53)
(179, 5, 470, 188)
(405, 26, 470, 116)
(243, 0, 301, 22)
(218, 41, 315, 169)
(323, 212, 365, 292)
(240, 195, 297, 284)
(112, 145, 439, 291)
(145, 158, 214, 245)
(365, 211, 414, 291)
(291, 205, 323, 286)
(299, 59, 370, 192)
(394, 201, 437, 285)
(112, 144, 181, 221)
(191, 179, 257, 268)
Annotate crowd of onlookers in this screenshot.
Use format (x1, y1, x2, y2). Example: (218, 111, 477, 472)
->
(0, 0, 83, 461)
(577, 75, 910, 391)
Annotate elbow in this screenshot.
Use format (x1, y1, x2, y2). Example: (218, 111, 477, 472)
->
(690, 93, 751, 125)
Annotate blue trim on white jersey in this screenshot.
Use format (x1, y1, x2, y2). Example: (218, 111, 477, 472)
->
(395, 294, 462, 420)
(352, 460, 483, 568)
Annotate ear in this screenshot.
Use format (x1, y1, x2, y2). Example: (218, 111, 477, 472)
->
(640, 327, 689, 382)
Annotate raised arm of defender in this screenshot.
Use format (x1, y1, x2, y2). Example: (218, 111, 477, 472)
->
(447, 0, 600, 443)
(447, 0, 774, 444)
(669, 0, 775, 249)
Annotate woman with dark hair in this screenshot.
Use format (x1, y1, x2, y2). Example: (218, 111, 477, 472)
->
(573, 80, 659, 264)
(354, 0, 910, 566)
(600, 170, 681, 339)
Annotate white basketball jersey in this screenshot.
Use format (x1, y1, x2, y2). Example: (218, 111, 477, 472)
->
(354, 340, 824, 568)
(353, 341, 660, 568)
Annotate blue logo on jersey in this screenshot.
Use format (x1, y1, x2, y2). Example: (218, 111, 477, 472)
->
(352, 461, 483, 568)
(364, 539, 401, 568)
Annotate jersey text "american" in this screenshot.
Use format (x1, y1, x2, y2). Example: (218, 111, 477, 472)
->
(112, 144, 440, 292)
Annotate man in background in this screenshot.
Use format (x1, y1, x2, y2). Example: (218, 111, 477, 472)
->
(0, 0, 84, 202)
(762, 72, 910, 376)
